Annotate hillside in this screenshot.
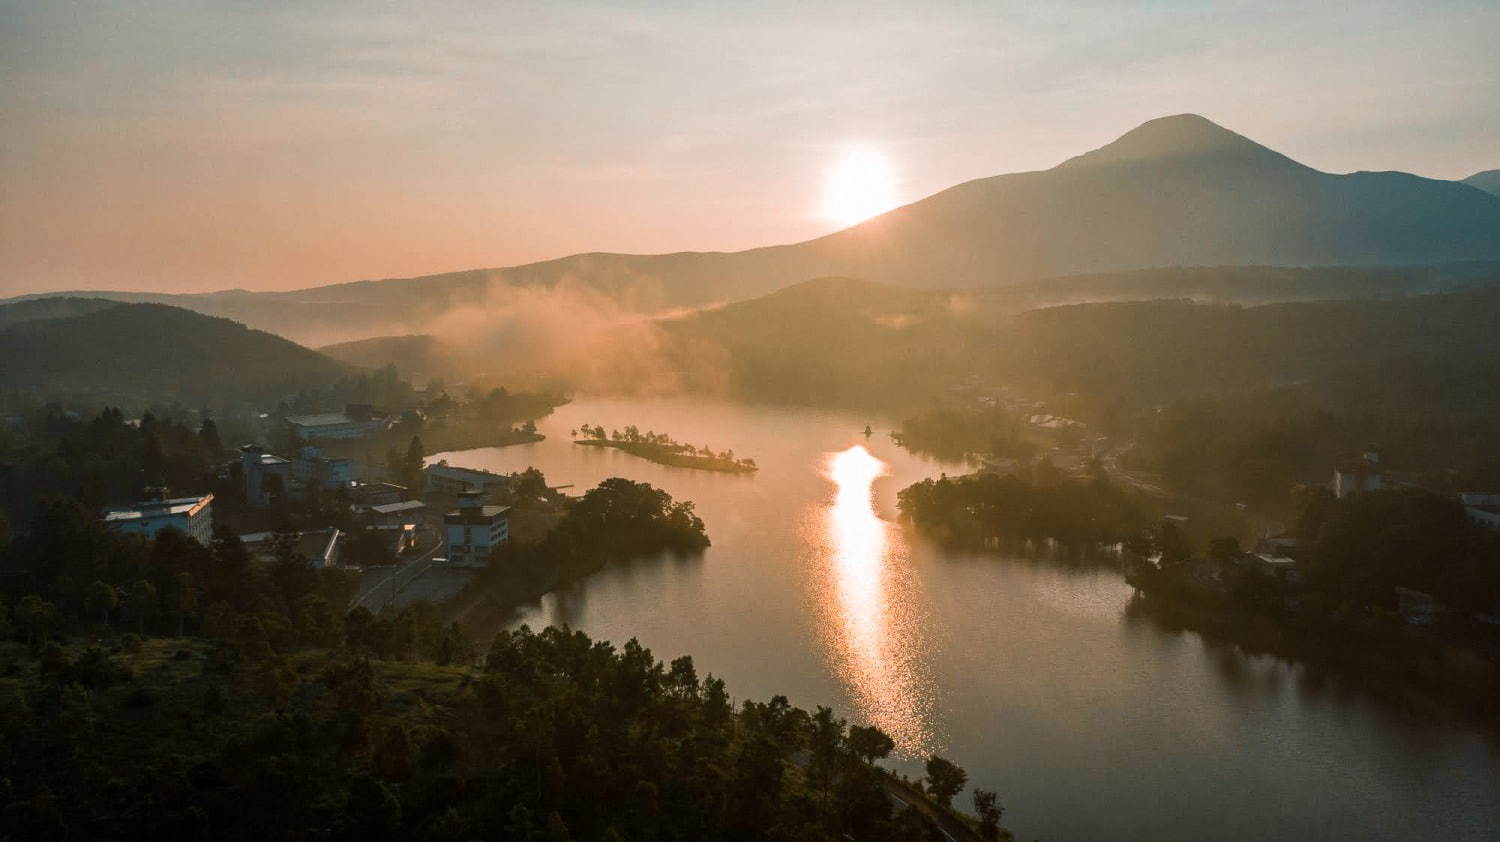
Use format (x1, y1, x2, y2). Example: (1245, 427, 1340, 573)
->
(13, 115, 1500, 344)
(986, 262, 1500, 310)
(318, 334, 455, 383)
(0, 302, 352, 405)
(1465, 169, 1500, 196)
(661, 276, 1500, 412)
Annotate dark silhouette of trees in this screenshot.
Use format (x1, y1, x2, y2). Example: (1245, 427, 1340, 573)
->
(973, 789, 1005, 841)
(899, 471, 1144, 551)
(923, 754, 968, 808)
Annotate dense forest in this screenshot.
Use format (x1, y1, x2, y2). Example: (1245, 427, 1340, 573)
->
(0, 470, 1002, 840)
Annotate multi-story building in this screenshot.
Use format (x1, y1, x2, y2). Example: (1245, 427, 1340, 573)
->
(103, 488, 215, 544)
(290, 446, 355, 492)
(444, 490, 509, 567)
(240, 444, 292, 507)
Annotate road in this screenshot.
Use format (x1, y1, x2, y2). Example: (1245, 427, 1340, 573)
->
(350, 538, 445, 611)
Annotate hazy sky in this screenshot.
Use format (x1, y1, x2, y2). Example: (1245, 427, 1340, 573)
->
(2, 1, 1496, 295)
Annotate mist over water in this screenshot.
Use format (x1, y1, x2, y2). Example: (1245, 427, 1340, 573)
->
(437, 395, 1500, 842)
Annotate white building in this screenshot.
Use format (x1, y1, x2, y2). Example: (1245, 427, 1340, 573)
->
(426, 460, 514, 495)
(444, 490, 509, 567)
(104, 488, 215, 544)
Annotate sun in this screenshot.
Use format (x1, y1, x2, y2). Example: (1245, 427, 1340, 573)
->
(822, 146, 897, 228)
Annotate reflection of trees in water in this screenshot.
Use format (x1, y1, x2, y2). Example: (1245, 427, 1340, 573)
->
(464, 550, 707, 643)
(1121, 593, 1464, 730)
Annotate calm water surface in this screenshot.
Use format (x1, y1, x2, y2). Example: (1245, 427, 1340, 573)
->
(434, 396, 1499, 841)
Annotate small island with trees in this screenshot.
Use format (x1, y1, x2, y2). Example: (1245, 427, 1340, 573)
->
(572, 424, 759, 474)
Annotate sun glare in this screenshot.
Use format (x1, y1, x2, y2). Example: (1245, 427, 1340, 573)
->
(822, 146, 898, 228)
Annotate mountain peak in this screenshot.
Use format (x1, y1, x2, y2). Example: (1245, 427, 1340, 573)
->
(1058, 113, 1307, 171)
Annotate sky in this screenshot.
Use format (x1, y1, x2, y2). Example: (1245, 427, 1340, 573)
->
(2, 1, 1497, 295)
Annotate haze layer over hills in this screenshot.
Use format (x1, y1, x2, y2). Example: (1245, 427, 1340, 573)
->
(7, 114, 1498, 345)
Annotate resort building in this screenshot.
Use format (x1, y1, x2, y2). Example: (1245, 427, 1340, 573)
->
(444, 490, 509, 567)
(103, 488, 215, 544)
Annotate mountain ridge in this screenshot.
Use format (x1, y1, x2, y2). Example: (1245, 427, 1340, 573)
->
(8, 114, 1499, 343)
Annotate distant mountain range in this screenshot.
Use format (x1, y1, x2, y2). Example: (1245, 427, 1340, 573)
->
(0, 299, 350, 406)
(6, 114, 1499, 345)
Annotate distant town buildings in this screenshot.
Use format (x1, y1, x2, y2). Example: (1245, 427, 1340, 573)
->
(426, 460, 514, 495)
(103, 488, 215, 544)
(1333, 450, 1384, 499)
(444, 490, 509, 566)
(285, 404, 391, 441)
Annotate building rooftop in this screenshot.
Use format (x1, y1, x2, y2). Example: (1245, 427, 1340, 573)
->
(1252, 552, 1298, 568)
(285, 412, 355, 428)
(427, 460, 512, 481)
(239, 528, 343, 567)
(369, 500, 427, 514)
(446, 505, 510, 524)
(104, 494, 213, 522)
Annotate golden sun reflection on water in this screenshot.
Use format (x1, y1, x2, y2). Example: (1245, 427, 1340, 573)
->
(816, 445, 935, 756)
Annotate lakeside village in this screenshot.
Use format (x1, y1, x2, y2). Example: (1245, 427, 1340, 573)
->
(899, 382, 1500, 630)
(1117, 448, 1500, 626)
(97, 402, 537, 609)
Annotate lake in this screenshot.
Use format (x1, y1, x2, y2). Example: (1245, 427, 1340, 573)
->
(432, 395, 1499, 841)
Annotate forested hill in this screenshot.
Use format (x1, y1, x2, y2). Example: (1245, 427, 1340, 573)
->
(318, 334, 454, 383)
(661, 277, 1500, 413)
(0, 301, 351, 406)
